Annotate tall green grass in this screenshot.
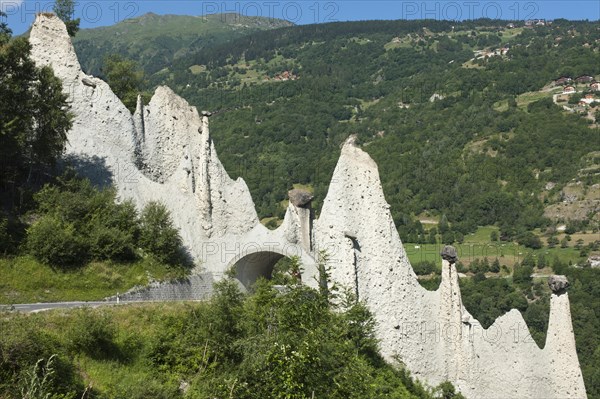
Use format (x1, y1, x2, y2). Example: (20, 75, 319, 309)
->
(0, 256, 187, 304)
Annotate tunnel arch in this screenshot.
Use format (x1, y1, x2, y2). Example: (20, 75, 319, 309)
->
(231, 250, 288, 291)
(223, 242, 319, 292)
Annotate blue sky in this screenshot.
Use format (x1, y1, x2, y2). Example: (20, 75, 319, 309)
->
(2, 0, 599, 35)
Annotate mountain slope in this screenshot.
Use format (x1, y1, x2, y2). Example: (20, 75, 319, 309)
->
(156, 19, 599, 234)
(74, 16, 600, 238)
(73, 12, 293, 75)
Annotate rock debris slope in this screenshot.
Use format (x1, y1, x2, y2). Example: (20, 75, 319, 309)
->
(29, 14, 586, 398)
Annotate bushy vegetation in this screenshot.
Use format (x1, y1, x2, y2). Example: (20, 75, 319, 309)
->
(0, 256, 188, 304)
(102, 54, 148, 112)
(412, 260, 440, 275)
(53, 0, 80, 37)
(1, 13, 72, 211)
(139, 202, 184, 265)
(25, 172, 186, 268)
(0, 275, 465, 399)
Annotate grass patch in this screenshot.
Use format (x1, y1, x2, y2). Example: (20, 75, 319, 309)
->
(515, 89, 560, 109)
(500, 28, 524, 43)
(292, 182, 314, 192)
(260, 216, 282, 229)
(404, 226, 586, 269)
(464, 225, 499, 242)
(0, 256, 187, 304)
(461, 59, 485, 69)
(493, 99, 509, 111)
(189, 64, 206, 74)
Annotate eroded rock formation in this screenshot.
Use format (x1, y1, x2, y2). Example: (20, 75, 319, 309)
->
(29, 13, 316, 284)
(29, 14, 587, 398)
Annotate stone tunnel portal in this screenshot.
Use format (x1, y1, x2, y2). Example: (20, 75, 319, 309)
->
(231, 251, 287, 291)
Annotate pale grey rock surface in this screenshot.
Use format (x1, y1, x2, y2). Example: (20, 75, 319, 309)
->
(314, 137, 587, 398)
(30, 14, 587, 399)
(588, 255, 600, 268)
(29, 14, 306, 276)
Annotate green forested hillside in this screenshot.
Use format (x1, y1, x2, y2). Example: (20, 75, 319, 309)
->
(116, 18, 600, 242)
(73, 12, 293, 76)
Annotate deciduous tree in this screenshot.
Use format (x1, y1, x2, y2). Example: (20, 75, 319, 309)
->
(53, 0, 80, 36)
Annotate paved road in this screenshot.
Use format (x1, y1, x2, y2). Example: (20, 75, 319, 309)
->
(1, 301, 121, 313)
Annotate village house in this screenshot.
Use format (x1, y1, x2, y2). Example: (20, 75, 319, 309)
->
(563, 85, 576, 94)
(590, 82, 600, 91)
(273, 70, 298, 81)
(575, 75, 594, 84)
(579, 94, 597, 106)
(555, 76, 572, 85)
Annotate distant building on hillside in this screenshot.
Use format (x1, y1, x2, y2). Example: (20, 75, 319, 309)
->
(579, 94, 597, 106)
(273, 70, 297, 81)
(563, 85, 576, 94)
(526, 19, 547, 27)
(555, 76, 572, 85)
(575, 75, 594, 84)
(591, 82, 600, 91)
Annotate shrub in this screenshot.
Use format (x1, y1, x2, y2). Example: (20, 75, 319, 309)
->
(471, 258, 490, 274)
(436, 381, 466, 399)
(441, 230, 455, 245)
(28, 174, 142, 265)
(456, 261, 468, 273)
(513, 264, 533, 289)
(521, 254, 536, 268)
(26, 215, 87, 268)
(490, 258, 501, 273)
(537, 254, 547, 269)
(33, 174, 112, 229)
(412, 260, 437, 275)
(0, 318, 81, 397)
(517, 232, 542, 249)
(67, 308, 117, 359)
(547, 236, 559, 248)
(139, 202, 183, 265)
(0, 215, 10, 254)
(455, 232, 464, 244)
(88, 223, 136, 261)
(88, 200, 138, 261)
(490, 230, 499, 241)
